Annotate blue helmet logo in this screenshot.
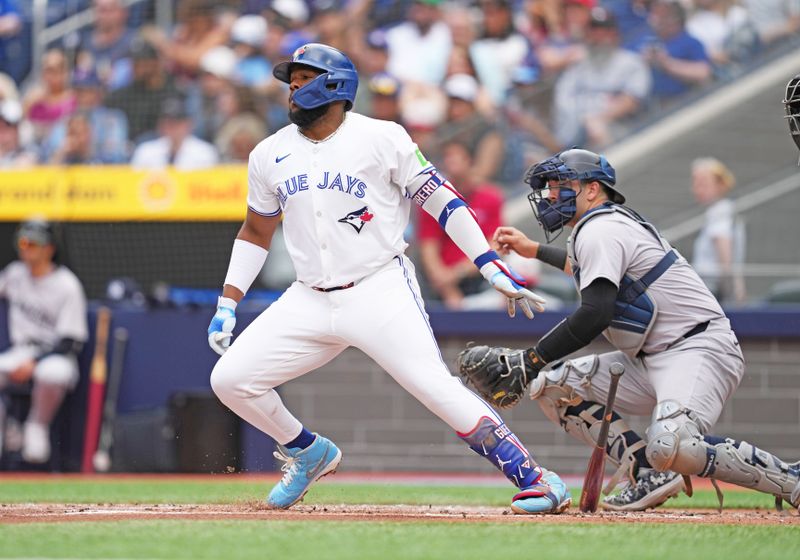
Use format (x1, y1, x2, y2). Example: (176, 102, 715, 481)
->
(273, 43, 359, 111)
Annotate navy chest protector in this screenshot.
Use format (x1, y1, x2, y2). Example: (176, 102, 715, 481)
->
(569, 204, 678, 357)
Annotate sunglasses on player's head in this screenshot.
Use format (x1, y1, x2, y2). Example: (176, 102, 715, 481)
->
(17, 237, 47, 250)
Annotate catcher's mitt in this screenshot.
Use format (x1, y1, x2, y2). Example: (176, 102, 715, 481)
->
(456, 345, 544, 408)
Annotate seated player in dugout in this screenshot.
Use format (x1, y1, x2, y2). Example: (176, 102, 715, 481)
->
(206, 43, 573, 514)
(0, 219, 88, 465)
(458, 148, 800, 512)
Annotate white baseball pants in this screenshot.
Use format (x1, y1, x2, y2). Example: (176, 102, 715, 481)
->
(210, 255, 501, 445)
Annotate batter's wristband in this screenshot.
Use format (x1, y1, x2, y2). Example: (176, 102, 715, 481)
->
(224, 239, 268, 294)
(474, 250, 500, 269)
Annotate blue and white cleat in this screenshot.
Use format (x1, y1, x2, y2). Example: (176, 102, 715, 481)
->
(266, 434, 342, 509)
(510, 470, 572, 514)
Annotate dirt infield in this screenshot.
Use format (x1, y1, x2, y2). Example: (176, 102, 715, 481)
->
(2, 503, 798, 525)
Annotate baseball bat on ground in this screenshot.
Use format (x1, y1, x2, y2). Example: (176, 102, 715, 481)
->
(81, 307, 111, 473)
(92, 327, 128, 473)
(579, 362, 625, 513)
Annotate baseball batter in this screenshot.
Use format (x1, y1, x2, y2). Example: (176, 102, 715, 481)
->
(0, 219, 88, 464)
(207, 43, 570, 514)
(459, 148, 800, 512)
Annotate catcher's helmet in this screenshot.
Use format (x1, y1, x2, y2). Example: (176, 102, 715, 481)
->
(524, 148, 623, 242)
(783, 74, 800, 160)
(273, 43, 358, 111)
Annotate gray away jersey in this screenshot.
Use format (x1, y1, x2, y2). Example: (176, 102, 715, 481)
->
(0, 262, 88, 349)
(569, 211, 726, 355)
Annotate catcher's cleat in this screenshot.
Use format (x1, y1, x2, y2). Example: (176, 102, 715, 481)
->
(510, 470, 572, 514)
(266, 434, 342, 509)
(601, 468, 685, 511)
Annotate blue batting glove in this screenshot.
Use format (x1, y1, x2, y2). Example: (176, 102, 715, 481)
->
(479, 260, 547, 319)
(208, 296, 237, 355)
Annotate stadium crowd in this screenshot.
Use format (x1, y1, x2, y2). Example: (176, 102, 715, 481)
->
(0, 0, 797, 175)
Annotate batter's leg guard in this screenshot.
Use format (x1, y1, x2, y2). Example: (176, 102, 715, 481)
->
(459, 416, 542, 489)
(646, 400, 800, 510)
(458, 416, 571, 514)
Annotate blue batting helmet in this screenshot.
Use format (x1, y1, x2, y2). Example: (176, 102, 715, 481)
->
(273, 43, 358, 111)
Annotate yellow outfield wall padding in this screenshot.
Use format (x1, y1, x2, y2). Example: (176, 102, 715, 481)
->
(0, 165, 249, 221)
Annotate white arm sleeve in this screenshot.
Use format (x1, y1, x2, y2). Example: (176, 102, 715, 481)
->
(223, 238, 269, 295)
(409, 167, 491, 263)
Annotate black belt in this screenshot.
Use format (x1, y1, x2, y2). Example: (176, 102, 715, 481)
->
(682, 320, 710, 339)
(311, 282, 355, 292)
(638, 320, 711, 359)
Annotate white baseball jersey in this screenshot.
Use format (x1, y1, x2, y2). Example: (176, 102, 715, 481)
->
(0, 261, 88, 349)
(247, 112, 427, 289)
(570, 211, 725, 355)
(211, 111, 512, 449)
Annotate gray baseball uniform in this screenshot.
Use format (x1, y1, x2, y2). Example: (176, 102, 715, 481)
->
(563, 210, 744, 432)
(0, 261, 88, 387)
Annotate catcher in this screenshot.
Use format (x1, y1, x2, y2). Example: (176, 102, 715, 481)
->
(458, 148, 800, 511)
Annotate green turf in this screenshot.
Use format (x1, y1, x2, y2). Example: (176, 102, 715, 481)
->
(1, 521, 798, 560)
(0, 478, 777, 509)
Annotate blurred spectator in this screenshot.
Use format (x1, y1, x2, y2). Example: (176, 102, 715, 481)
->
(366, 72, 403, 122)
(42, 67, 128, 164)
(0, 70, 17, 100)
(0, 0, 22, 83)
(48, 111, 101, 165)
(534, 0, 592, 78)
(552, 7, 651, 149)
(310, 0, 351, 52)
(0, 219, 88, 465)
(215, 112, 266, 163)
(418, 140, 504, 309)
(0, 99, 36, 167)
(501, 65, 562, 180)
(105, 37, 182, 144)
(77, 0, 135, 90)
(470, 0, 532, 104)
(639, 0, 712, 102)
(230, 15, 272, 90)
(399, 82, 446, 152)
(364, 0, 413, 29)
(189, 45, 238, 142)
(141, 0, 235, 81)
(603, 0, 652, 50)
(352, 29, 391, 113)
(741, 0, 800, 46)
(686, 0, 759, 74)
(212, 84, 265, 154)
(22, 48, 76, 144)
(690, 157, 746, 304)
(435, 73, 504, 183)
(442, 2, 477, 50)
(385, 0, 452, 85)
(130, 95, 219, 170)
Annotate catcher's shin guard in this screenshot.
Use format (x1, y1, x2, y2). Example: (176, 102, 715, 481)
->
(529, 358, 646, 491)
(646, 401, 800, 509)
(459, 416, 542, 488)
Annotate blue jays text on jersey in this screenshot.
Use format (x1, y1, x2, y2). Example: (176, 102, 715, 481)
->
(276, 172, 368, 206)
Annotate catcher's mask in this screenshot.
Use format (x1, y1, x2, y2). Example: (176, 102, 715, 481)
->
(524, 148, 621, 242)
(784, 74, 800, 163)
